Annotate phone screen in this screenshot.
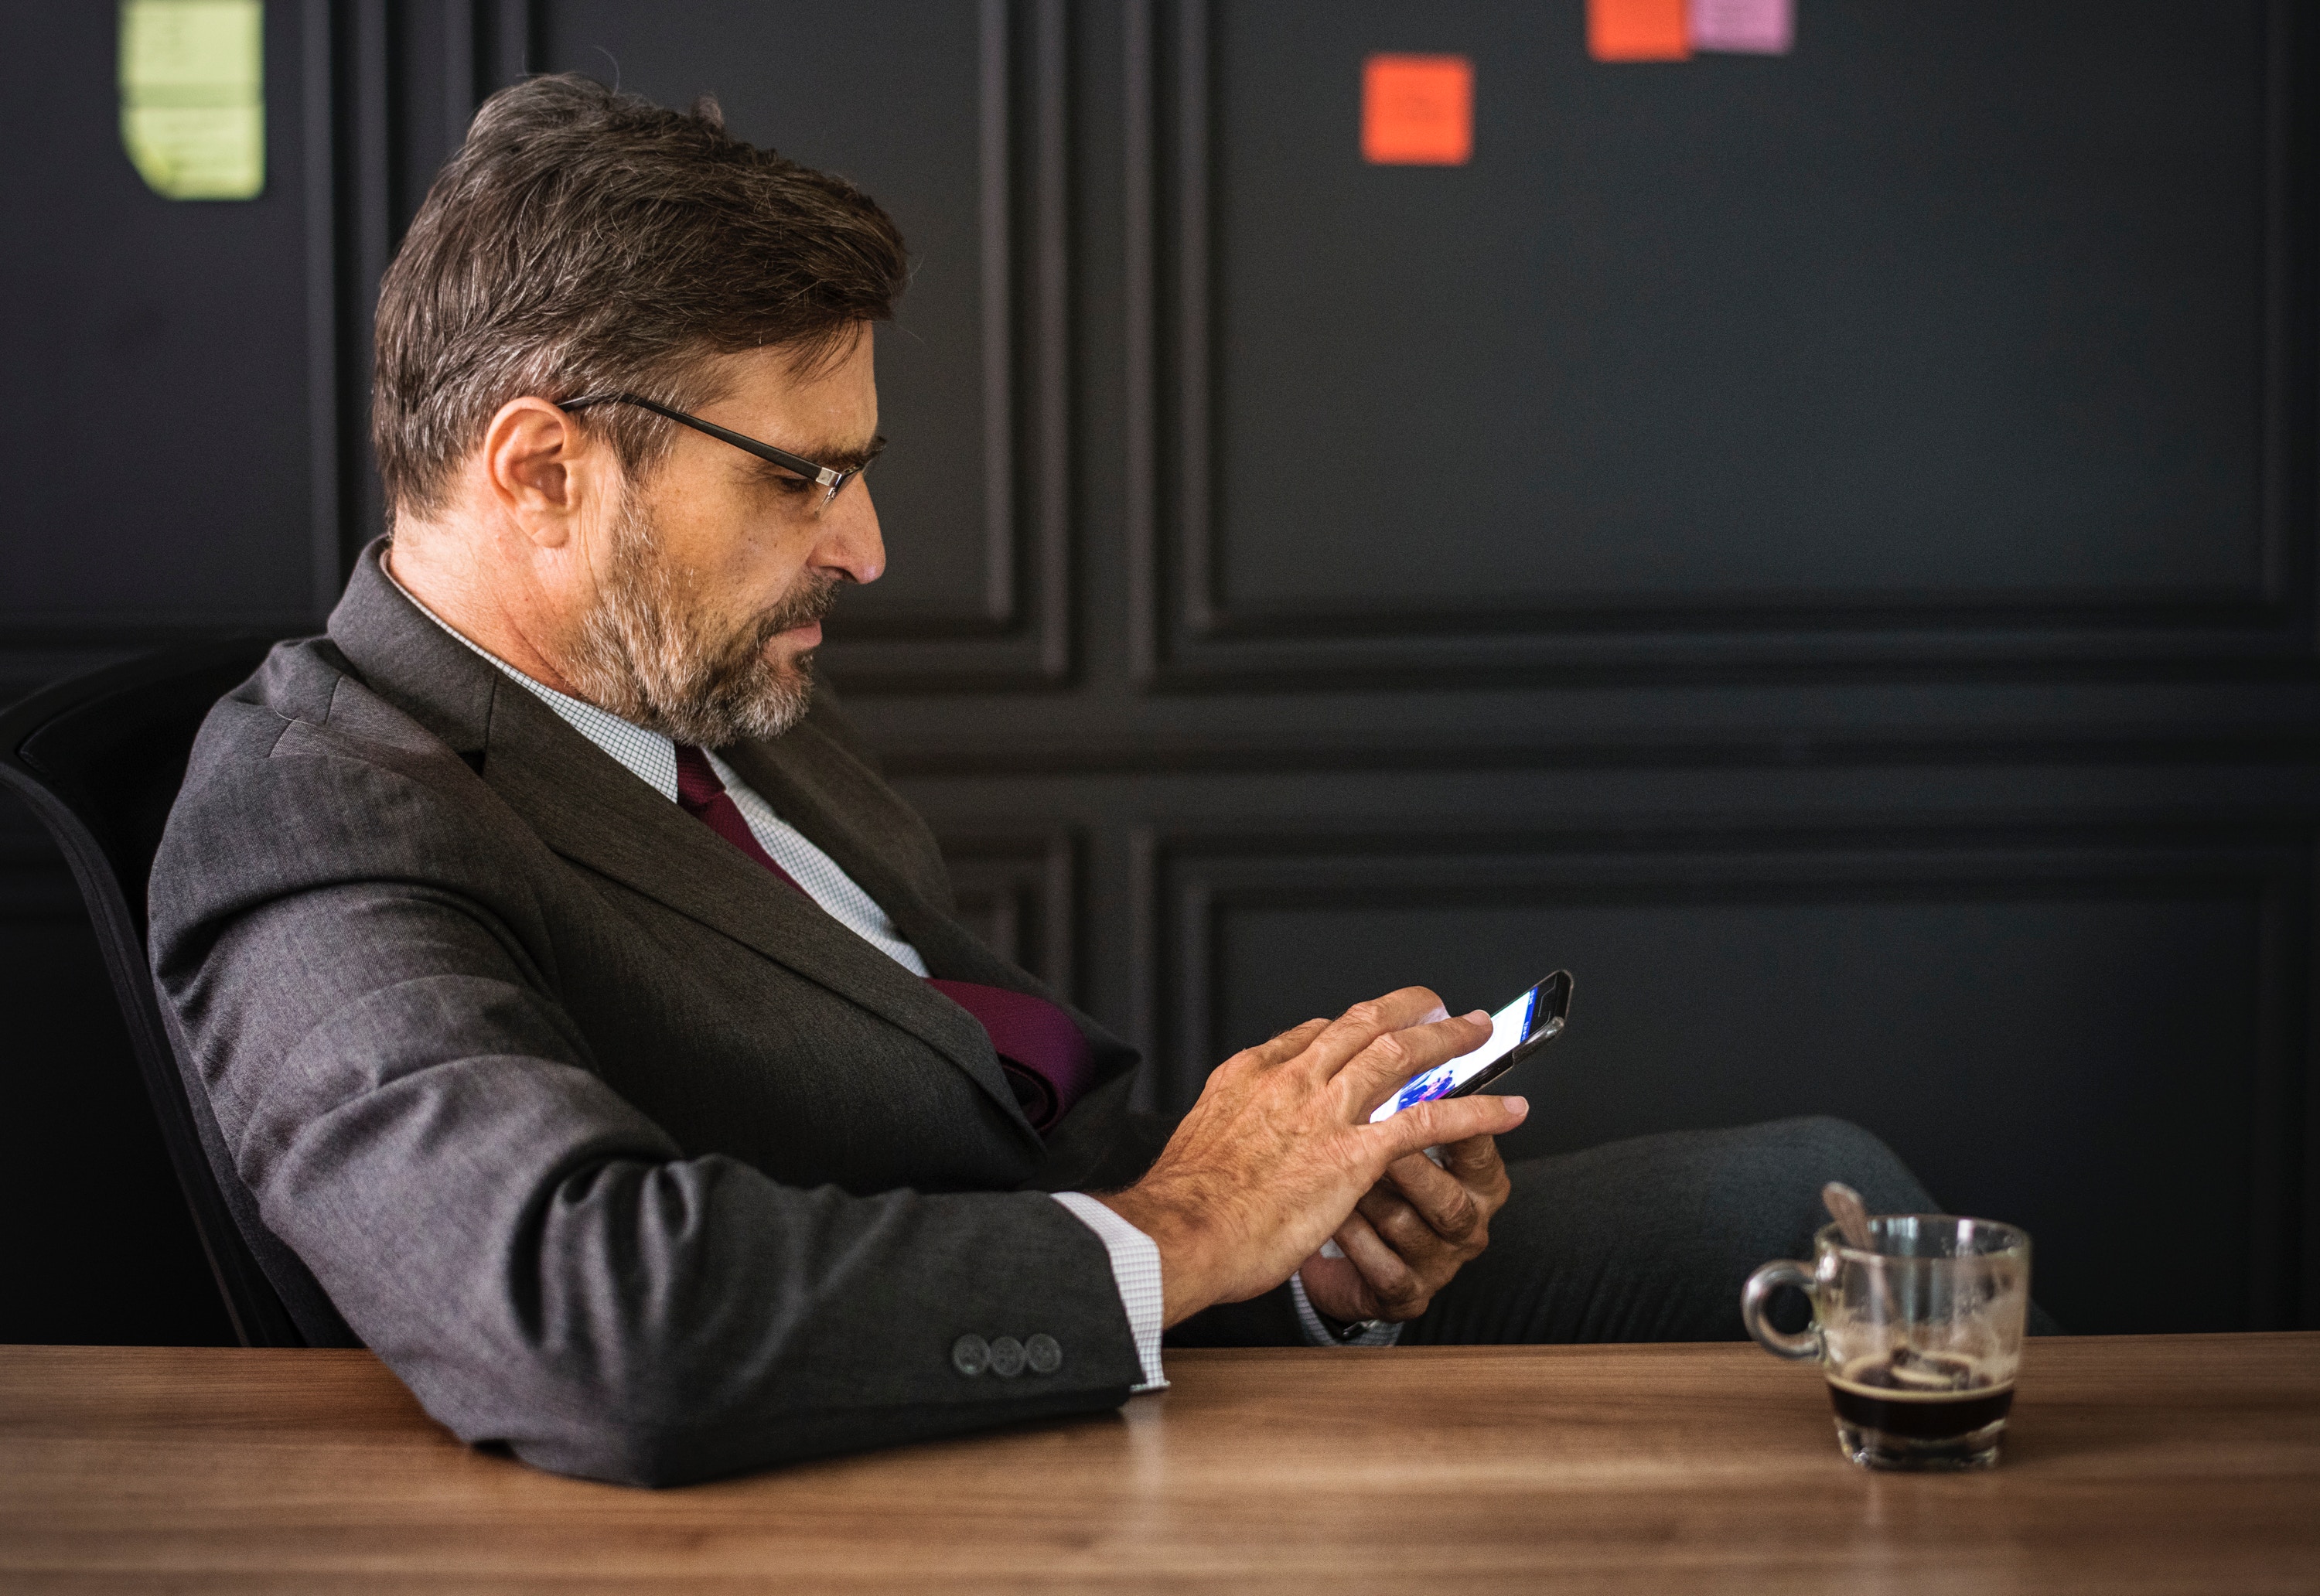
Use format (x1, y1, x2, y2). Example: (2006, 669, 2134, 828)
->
(1368, 984, 1544, 1124)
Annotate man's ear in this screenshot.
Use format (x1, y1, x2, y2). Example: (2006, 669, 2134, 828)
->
(479, 397, 610, 549)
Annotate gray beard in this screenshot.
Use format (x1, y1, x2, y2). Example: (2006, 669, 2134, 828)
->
(563, 497, 838, 749)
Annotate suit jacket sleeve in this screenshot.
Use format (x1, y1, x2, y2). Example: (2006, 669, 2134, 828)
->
(150, 701, 1142, 1486)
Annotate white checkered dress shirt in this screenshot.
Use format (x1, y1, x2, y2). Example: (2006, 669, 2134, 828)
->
(386, 571, 1180, 1384)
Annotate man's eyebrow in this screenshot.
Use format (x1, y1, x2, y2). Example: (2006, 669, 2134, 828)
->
(759, 433, 886, 476)
(820, 434, 887, 473)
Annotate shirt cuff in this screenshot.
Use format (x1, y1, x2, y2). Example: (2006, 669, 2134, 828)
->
(1290, 1269, 1405, 1348)
(1050, 1192, 1167, 1392)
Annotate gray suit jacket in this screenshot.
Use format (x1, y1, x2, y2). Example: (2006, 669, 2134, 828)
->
(149, 542, 1183, 1485)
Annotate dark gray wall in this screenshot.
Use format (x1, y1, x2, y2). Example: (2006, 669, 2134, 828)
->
(2, 0, 2312, 1343)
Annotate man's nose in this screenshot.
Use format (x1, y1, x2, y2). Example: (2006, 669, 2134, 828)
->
(813, 479, 885, 585)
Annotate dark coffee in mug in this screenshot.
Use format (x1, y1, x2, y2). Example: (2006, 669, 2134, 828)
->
(1827, 1350, 2014, 1444)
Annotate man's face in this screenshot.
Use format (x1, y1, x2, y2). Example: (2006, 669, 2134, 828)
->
(563, 329, 885, 747)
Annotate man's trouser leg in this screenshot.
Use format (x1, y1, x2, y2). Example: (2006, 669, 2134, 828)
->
(1402, 1116, 1956, 1345)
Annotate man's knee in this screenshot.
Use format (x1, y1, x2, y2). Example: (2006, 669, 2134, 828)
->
(1772, 1113, 1888, 1167)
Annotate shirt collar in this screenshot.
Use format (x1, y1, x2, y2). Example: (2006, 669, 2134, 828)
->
(380, 554, 680, 803)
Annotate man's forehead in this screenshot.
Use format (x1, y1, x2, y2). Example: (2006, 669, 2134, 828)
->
(720, 341, 875, 431)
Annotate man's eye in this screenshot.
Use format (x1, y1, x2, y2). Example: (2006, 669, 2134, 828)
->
(763, 472, 814, 496)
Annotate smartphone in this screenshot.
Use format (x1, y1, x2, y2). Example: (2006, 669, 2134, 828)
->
(1367, 970, 1573, 1123)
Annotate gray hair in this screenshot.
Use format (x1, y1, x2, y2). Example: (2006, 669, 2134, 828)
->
(371, 73, 907, 517)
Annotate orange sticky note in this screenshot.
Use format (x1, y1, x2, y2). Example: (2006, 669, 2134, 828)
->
(1362, 54, 1473, 165)
(1588, 0, 1691, 60)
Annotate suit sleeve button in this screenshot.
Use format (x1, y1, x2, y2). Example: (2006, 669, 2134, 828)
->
(988, 1335, 1027, 1377)
(1025, 1333, 1062, 1374)
(952, 1334, 991, 1376)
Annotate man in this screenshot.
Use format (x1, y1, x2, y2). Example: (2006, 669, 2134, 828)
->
(151, 75, 1933, 1487)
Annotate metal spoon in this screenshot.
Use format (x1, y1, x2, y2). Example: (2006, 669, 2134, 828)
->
(1824, 1180, 1902, 1339)
(1822, 1181, 1875, 1250)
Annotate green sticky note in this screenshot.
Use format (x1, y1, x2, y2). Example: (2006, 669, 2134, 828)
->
(120, 0, 264, 200)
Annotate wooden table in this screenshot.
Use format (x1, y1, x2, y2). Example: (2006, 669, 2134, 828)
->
(1, 1335, 2314, 1593)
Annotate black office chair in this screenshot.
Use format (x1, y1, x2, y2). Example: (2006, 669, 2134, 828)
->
(0, 637, 317, 1347)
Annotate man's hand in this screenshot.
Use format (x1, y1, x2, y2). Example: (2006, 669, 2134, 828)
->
(1091, 988, 1527, 1327)
(1295, 1135, 1512, 1325)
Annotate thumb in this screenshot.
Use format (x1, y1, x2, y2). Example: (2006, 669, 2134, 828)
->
(1374, 1093, 1527, 1163)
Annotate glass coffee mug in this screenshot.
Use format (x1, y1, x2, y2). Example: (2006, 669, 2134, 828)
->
(1742, 1215, 2032, 1471)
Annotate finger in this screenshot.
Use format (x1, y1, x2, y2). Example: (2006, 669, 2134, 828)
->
(1295, 1253, 1377, 1323)
(1381, 1151, 1484, 1243)
(1242, 1017, 1329, 1068)
(1370, 1093, 1528, 1165)
(1387, 1137, 1504, 1216)
(1354, 1179, 1423, 1236)
(1356, 1182, 1452, 1262)
(1437, 1132, 1506, 1186)
(1333, 1009, 1492, 1108)
(1333, 1209, 1424, 1314)
(1292, 987, 1455, 1082)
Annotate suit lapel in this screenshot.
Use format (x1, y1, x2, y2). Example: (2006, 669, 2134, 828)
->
(722, 735, 1035, 994)
(326, 541, 1037, 1141)
(721, 735, 1139, 1083)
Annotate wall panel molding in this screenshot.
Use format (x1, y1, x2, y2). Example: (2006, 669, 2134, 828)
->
(939, 825, 1081, 998)
(1124, 0, 2320, 688)
(1132, 817, 2313, 1327)
(0, 0, 536, 672)
(819, 0, 1076, 691)
(0, 0, 357, 674)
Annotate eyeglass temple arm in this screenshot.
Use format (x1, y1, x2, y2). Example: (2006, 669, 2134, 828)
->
(562, 391, 847, 489)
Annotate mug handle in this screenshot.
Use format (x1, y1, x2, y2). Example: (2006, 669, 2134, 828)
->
(1741, 1259, 1820, 1360)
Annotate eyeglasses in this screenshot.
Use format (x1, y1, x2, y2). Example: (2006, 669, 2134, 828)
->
(561, 390, 882, 512)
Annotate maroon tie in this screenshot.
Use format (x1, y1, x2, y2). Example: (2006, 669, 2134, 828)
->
(925, 978, 1096, 1133)
(669, 742, 1093, 1131)
(673, 743, 807, 895)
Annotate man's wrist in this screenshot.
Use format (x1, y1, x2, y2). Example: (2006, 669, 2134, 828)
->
(1314, 1305, 1389, 1342)
(1290, 1270, 1404, 1349)
(1049, 1193, 1168, 1391)
(1086, 1186, 1214, 1328)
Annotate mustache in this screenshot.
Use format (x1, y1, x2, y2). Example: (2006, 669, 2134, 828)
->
(749, 572, 843, 646)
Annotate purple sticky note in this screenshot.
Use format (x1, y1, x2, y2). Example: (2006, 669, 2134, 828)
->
(1688, 0, 1793, 54)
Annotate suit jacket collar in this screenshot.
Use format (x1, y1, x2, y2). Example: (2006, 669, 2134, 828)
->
(719, 735, 1141, 1086)
(325, 540, 1041, 1145)
(720, 735, 1023, 991)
